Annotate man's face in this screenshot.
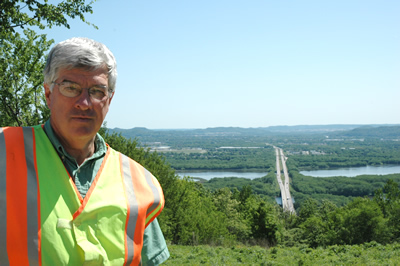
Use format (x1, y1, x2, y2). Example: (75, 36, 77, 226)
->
(44, 67, 113, 145)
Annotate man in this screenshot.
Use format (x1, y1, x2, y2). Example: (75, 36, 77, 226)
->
(0, 37, 169, 265)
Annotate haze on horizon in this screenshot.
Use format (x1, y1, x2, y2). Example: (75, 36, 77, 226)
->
(42, 1, 399, 129)
(109, 123, 400, 131)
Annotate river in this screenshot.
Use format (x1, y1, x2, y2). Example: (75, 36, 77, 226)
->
(176, 170, 268, 180)
(177, 165, 400, 180)
(300, 165, 400, 178)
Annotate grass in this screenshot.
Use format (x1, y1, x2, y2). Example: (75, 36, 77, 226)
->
(163, 242, 400, 265)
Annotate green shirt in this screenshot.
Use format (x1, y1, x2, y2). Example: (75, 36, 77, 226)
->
(43, 120, 169, 265)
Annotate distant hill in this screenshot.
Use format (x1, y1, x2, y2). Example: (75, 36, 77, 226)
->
(109, 125, 400, 142)
(334, 125, 400, 139)
(109, 124, 400, 139)
(263, 124, 365, 133)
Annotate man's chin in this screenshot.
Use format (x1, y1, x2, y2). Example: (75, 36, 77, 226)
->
(69, 127, 97, 139)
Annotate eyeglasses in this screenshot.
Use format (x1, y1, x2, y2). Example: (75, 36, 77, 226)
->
(52, 81, 111, 101)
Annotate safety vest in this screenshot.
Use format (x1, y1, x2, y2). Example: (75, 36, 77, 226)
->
(0, 125, 165, 265)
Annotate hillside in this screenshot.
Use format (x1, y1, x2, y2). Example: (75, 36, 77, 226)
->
(110, 124, 400, 141)
(335, 125, 400, 139)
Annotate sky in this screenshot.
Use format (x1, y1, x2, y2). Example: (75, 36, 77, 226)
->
(41, 0, 400, 129)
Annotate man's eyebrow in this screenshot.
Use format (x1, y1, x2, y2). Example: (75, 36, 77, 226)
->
(92, 84, 108, 89)
(61, 79, 107, 88)
(61, 79, 78, 84)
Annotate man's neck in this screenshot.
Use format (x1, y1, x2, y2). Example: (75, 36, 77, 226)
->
(62, 140, 96, 165)
(45, 120, 98, 165)
(53, 132, 96, 165)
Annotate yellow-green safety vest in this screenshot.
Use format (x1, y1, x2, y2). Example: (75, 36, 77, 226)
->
(0, 125, 165, 265)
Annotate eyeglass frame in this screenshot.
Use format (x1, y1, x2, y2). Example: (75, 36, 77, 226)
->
(51, 81, 113, 101)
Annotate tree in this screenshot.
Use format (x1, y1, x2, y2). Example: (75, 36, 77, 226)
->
(213, 188, 251, 241)
(0, 0, 96, 36)
(300, 216, 329, 248)
(298, 199, 337, 247)
(0, 0, 97, 126)
(335, 198, 390, 245)
(0, 30, 52, 126)
(374, 179, 400, 241)
(298, 198, 319, 222)
(243, 195, 280, 246)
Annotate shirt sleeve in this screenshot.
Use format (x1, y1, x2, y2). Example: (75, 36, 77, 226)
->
(141, 218, 170, 265)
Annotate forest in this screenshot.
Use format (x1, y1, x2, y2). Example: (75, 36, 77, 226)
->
(103, 125, 400, 255)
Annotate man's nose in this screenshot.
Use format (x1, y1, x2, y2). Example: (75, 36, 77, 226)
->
(74, 88, 92, 109)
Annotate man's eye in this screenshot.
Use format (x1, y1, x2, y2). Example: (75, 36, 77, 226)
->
(90, 88, 106, 97)
(64, 86, 79, 92)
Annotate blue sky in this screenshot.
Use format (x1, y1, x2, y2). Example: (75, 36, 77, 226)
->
(42, 0, 399, 129)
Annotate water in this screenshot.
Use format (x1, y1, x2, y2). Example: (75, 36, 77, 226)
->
(177, 170, 268, 180)
(300, 165, 400, 178)
(176, 165, 400, 180)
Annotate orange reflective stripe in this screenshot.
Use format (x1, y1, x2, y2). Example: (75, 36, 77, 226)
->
(1, 127, 40, 264)
(0, 128, 9, 265)
(129, 160, 150, 266)
(5, 127, 30, 265)
(119, 152, 165, 265)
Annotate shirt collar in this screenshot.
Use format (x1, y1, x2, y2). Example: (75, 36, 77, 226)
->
(43, 119, 107, 162)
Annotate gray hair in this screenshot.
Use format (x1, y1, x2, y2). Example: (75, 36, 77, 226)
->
(43, 37, 117, 92)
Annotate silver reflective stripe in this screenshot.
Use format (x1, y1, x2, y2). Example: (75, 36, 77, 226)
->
(0, 128, 9, 265)
(121, 154, 138, 265)
(144, 169, 161, 216)
(22, 127, 39, 262)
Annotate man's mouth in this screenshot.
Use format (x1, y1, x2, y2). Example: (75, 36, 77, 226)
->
(71, 116, 94, 121)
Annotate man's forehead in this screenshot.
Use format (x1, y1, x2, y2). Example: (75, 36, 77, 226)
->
(56, 67, 109, 80)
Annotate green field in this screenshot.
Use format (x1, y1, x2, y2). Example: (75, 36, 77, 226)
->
(163, 243, 400, 265)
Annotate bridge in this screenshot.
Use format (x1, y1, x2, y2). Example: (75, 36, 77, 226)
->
(274, 146, 295, 213)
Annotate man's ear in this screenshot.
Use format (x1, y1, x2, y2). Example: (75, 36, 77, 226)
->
(108, 92, 115, 105)
(44, 83, 52, 107)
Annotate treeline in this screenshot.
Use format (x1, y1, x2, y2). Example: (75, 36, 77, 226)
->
(337, 125, 400, 138)
(289, 180, 400, 247)
(162, 138, 400, 171)
(286, 140, 400, 170)
(202, 170, 400, 207)
(204, 172, 280, 202)
(166, 147, 275, 170)
(290, 171, 400, 203)
(112, 125, 400, 172)
(101, 129, 400, 248)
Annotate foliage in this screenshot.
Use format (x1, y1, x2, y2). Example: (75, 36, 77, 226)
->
(203, 172, 280, 202)
(294, 196, 393, 248)
(166, 147, 274, 171)
(245, 197, 280, 246)
(0, 0, 96, 36)
(100, 129, 400, 251)
(374, 179, 400, 241)
(0, 0, 97, 127)
(213, 188, 251, 241)
(163, 242, 400, 265)
(290, 171, 400, 206)
(0, 29, 52, 126)
(334, 198, 390, 245)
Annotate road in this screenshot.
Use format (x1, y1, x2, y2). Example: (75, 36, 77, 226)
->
(274, 146, 295, 213)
